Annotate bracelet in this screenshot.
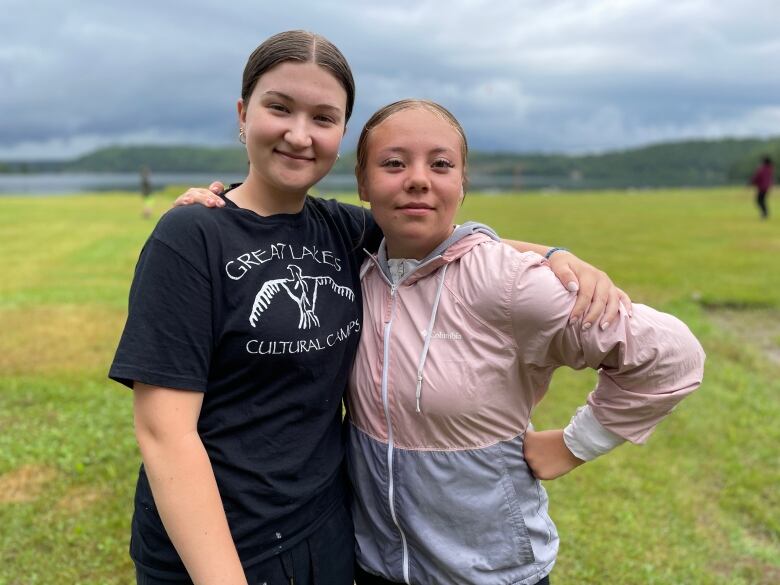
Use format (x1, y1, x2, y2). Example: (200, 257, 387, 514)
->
(544, 247, 569, 260)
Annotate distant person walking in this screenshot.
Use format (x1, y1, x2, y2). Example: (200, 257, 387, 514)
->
(750, 156, 773, 219)
(140, 166, 152, 219)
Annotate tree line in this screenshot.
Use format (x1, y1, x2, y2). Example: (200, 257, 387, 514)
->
(2, 137, 778, 189)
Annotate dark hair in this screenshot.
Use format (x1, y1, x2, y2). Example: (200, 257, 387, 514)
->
(242, 30, 355, 123)
(763, 156, 773, 166)
(355, 99, 469, 193)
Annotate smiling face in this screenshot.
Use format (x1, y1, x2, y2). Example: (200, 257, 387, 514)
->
(238, 61, 347, 198)
(359, 106, 466, 260)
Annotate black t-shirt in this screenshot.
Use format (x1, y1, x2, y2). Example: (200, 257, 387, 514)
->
(109, 193, 382, 575)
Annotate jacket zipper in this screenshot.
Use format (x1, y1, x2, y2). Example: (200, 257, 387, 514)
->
(382, 282, 411, 584)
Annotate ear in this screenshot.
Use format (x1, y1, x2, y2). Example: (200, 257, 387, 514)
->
(237, 98, 246, 125)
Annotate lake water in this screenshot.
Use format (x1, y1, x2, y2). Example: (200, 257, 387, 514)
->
(0, 172, 604, 196)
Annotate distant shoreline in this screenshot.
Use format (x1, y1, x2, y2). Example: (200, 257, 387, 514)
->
(2, 137, 775, 191)
(0, 172, 744, 197)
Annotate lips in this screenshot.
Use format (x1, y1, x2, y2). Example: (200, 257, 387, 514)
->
(274, 149, 315, 162)
(397, 202, 435, 216)
(398, 203, 434, 210)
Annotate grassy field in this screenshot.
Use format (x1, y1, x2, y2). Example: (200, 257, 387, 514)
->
(1, 186, 778, 584)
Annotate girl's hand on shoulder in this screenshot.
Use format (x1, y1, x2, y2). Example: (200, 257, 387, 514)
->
(172, 181, 226, 208)
(523, 429, 584, 480)
(546, 251, 632, 330)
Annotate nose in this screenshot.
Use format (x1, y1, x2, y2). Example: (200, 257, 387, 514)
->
(404, 162, 430, 193)
(284, 116, 313, 150)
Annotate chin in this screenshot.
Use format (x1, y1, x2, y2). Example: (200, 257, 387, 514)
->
(275, 174, 322, 193)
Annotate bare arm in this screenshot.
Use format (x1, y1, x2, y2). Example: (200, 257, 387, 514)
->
(134, 383, 248, 585)
(523, 429, 584, 480)
(501, 240, 549, 257)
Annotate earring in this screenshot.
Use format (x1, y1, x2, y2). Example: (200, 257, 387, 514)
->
(336, 152, 340, 160)
(238, 128, 246, 144)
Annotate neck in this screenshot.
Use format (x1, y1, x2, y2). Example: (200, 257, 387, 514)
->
(228, 170, 308, 216)
(385, 227, 455, 260)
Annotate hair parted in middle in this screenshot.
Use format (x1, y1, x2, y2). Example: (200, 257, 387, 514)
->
(355, 99, 469, 193)
(242, 30, 356, 123)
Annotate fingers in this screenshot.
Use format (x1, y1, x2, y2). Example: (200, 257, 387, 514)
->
(582, 281, 633, 331)
(172, 187, 225, 208)
(172, 190, 195, 207)
(209, 181, 225, 195)
(550, 253, 630, 329)
(582, 274, 612, 330)
(581, 300, 608, 331)
(552, 266, 579, 294)
(596, 287, 621, 330)
(547, 253, 580, 294)
(617, 287, 633, 317)
(569, 271, 597, 326)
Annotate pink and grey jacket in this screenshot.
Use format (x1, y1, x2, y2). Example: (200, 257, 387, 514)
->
(347, 224, 705, 585)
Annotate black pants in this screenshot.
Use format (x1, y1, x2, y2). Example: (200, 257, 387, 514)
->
(757, 189, 769, 218)
(354, 564, 550, 585)
(136, 503, 354, 585)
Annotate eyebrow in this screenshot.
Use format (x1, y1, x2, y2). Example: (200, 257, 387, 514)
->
(379, 146, 456, 155)
(262, 90, 343, 114)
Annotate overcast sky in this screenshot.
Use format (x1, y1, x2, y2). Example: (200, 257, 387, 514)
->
(3, 0, 780, 160)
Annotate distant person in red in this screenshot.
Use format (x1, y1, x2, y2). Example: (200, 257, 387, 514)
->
(750, 156, 774, 219)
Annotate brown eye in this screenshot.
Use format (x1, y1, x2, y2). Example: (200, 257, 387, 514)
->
(381, 159, 404, 168)
(314, 114, 336, 125)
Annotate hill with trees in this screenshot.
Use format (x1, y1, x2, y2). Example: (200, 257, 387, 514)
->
(2, 137, 778, 189)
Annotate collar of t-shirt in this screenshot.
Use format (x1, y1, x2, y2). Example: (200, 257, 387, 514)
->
(387, 258, 421, 285)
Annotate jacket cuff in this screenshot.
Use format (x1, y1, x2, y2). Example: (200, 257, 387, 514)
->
(563, 404, 625, 461)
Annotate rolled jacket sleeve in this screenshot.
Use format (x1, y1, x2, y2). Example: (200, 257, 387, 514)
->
(563, 404, 625, 460)
(510, 254, 705, 445)
(578, 303, 705, 443)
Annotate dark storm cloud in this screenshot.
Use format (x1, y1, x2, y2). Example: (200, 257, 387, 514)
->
(2, 0, 779, 159)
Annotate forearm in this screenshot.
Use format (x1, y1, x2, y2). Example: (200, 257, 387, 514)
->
(523, 429, 585, 480)
(139, 431, 247, 585)
(501, 239, 551, 256)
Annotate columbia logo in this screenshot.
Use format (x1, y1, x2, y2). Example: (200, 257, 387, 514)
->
(421, 329, 463, 340)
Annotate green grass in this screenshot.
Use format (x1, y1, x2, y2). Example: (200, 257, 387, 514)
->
(1, 186, 778, 584)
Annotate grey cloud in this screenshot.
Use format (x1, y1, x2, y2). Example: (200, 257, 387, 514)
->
(3, 0, 780, 159)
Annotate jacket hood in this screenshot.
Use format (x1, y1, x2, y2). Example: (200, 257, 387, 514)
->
(366, 221, 500, 285)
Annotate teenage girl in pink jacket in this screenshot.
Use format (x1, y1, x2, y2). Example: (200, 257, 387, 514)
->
(347, 100, 705, 585)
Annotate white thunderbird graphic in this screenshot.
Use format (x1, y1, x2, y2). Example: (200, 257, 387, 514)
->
(249, 264, 355, 329)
